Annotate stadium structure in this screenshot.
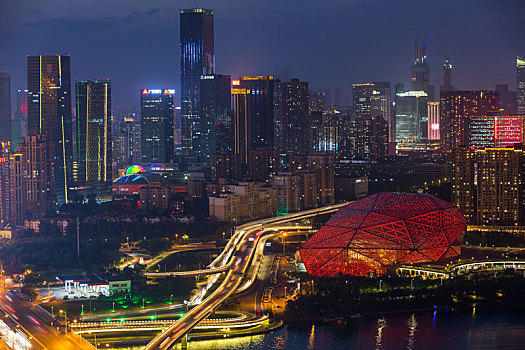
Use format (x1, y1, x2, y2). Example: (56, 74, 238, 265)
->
(299, 192, 467, 277)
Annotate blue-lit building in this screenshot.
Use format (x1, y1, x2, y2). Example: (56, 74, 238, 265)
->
(180, 8, 215, 158)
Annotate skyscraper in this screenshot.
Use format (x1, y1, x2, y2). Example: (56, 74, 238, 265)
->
(440, 91, 499, 150)
(453, 146, 525, 226)
(517, 56, 525, 115)
(440, 58, 455, 93)
(427, 102, 440, 140)
(411, 36, 434, 100)
(75, 80, 112, 184)
(395, 91, 429, 146)
(233, 76, 279, 164)
(0, 141, 10, 228)
(180, 8, 214, 157)
(352, 82, 392, 141)
(17, 134, 54, 220)
(309, 90, 327, 113)
(140, 89, 175, 163)
(477, 147, 525, 225)
(27, 55, 73, 204)
(282, 79, 309, 154)
(200, 74, 232, 159)
(0, 72, 11, 143)
(451, 147, 476, 224)
(469, 115, 523, 149)
(12, 89, 28, 150)
(495, 84, 517, 115)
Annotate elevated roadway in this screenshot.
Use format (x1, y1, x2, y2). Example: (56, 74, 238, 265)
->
(144, 203, 347, 349)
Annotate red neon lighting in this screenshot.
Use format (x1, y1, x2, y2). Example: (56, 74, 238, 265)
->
(0, 157, 5, 163)
(299, 193, 466, 277)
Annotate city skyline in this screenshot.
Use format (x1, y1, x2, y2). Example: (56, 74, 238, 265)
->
(1, 0, 524, 109)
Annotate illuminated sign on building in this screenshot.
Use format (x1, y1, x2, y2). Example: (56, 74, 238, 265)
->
(232, 80, 240, 86)
(241, 76, 274, 80)
(142, 89, 175, 95)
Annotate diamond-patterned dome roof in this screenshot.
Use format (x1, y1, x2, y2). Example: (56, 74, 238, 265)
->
(299, 193, 467, 277)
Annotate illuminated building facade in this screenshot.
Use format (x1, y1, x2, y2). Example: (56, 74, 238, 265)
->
(440, 91, 498, 150)
(235, 76, 279, 162)
(517, 56, 525, 115)
(395, 91, 429, 146)
(452, 146, 525, 225)
(200, 74, 232, 159)
(232, 87, 249, 164)
(208, 182, 277, 223)
(0, 142, 10, 228)
(180, 8, 214, 157)
(281, 79, 309, 154)
(353, 82, 392, 141)
(75, 80, 112, 184)
(15, 134, 54, 221)
(427, 102, 440, 140)
(140, 89, 175, 163)
(311, 114, 341, 157)
(451, 147, 476, 224)
(300, 193, 466, 277)
(0, 72, 11, 143)
(477, 148, 525, 225)
(8, 151, 25, 225)
(27, 55, 73, 204)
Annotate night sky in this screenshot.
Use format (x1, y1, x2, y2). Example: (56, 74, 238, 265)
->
(1, 0, 524, 111)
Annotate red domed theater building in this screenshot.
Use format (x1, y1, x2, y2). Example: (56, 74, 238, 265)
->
(299, 193, 467, 277)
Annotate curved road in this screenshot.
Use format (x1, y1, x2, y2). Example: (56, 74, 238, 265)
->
(145, 203, 348, 350)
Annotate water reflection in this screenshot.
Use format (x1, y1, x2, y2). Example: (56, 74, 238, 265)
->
(406, 313, 418, 350)
(375, 317, 387, 350)
(106, 309, 525, 350)
(307, 324, 315, 349)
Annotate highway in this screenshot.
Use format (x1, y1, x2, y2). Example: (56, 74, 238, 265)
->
(0, 291, 95, 350)
(144, 203, 347, 349)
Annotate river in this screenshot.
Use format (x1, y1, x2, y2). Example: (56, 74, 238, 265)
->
(111, 308, 525, 349)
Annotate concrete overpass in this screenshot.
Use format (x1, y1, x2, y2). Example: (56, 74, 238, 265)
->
(144, 203, 348, 349)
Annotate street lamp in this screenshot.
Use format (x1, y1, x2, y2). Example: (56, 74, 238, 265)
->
(283, 233, 287, 256)
(284, 286, 288, 299)
(112, 302, 115, 312)
(142, 299, 145, 308)
(379, 280, 383, 291)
